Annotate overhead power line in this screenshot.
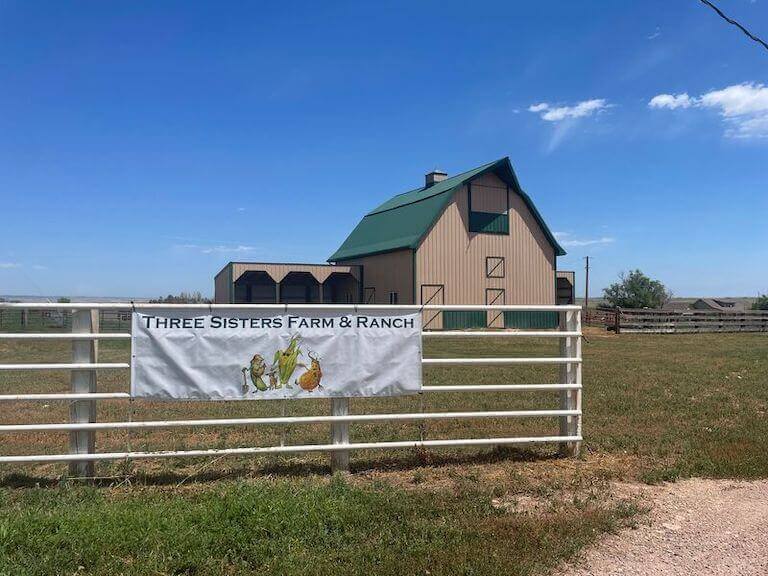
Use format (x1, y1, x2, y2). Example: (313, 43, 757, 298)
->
(698, 0, 768, 53)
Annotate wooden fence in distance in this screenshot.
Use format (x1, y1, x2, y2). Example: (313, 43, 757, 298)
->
(609, 308, 768, 334)
(583, 308, 619, 331)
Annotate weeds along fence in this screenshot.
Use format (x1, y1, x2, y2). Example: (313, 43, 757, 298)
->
(0, 303, 582, 478)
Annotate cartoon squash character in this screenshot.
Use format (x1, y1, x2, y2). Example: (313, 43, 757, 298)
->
(296, 351, 323, 392)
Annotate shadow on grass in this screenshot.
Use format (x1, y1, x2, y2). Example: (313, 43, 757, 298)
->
(0, 446, 564, 489)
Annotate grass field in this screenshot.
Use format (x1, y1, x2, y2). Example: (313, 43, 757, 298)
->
(1, 331, 766, 575)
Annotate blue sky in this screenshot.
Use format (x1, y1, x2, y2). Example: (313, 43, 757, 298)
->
(1, 0, 766, 298)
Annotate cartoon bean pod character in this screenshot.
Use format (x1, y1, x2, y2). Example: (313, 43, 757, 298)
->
(296, 351, 323, 392)
(242, 354, 268, 392)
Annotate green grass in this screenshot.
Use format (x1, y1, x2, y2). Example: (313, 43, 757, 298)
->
(1, 331, 767, 480)
(0, 476, 639, 576)
(1, 331, 766, 575)
(582, 332, 768, 479)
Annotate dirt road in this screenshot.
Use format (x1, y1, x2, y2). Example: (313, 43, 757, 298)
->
(556, 478, 768, 576)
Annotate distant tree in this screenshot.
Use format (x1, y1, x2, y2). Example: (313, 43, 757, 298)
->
(603, 269, 671, 309)
(150, 291, 212, 304)
(57, 297, 71, 303)
(752, 293, 768, 311)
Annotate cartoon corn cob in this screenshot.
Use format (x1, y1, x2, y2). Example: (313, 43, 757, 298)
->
(273, 335, 305, 388)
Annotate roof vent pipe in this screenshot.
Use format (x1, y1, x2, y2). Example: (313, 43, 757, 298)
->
(425, 169, 448, 188)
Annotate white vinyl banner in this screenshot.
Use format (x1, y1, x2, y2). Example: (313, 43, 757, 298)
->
(130, 308, 422, 400)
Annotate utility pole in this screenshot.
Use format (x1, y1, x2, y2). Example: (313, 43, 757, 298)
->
(583, 256, 590, 311)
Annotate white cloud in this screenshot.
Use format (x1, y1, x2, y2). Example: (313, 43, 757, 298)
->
(31, 264, 48, 270)
(545, 120, 577, 154)
(528, 99, 609, 122)
(647, 27, 661, 40)
(726, 113, 768, 138)
(649, 93, 693, 110)
(699, 83, 768, 138)
(561, 237, 615, 247)
(176, 244, 258, 254)
(699, 83, 768, 116)
(0, 262, 20, 269)
(554, 232, 615, 248)
(648, 83, 768, 138)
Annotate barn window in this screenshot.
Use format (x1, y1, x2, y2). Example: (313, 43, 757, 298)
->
(486, 257, 505, 278)
(467, 182, 510, 235)
(389, 292, 399, 305)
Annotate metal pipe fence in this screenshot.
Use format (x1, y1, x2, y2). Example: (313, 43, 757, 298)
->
(0, 303, 583, 477)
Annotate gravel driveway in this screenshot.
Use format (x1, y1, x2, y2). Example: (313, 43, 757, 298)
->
(555, 478, 768, 576)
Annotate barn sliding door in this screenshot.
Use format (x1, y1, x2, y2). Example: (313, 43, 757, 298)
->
(485, 288, 505, 329)
(420, 284, 444, 330)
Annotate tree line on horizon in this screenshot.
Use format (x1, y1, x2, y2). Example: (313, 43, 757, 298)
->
(601, 269, 767, 310)
(150, 292, 212, 304)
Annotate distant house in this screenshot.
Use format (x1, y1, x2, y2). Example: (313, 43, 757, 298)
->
(691, 298, 745, 312)
(215, 157, 568, 328)
(662, 300, 691, 312)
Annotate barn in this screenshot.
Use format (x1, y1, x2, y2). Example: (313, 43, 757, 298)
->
(214, 157, 572, 328)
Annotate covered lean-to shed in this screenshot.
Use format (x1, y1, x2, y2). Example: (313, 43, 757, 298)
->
(215, 157, 569, 329)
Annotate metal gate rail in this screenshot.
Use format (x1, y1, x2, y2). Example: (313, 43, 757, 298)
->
(0, 303, 582, 475)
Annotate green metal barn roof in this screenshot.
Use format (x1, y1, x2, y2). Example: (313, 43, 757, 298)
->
(327, 157, 565, 262)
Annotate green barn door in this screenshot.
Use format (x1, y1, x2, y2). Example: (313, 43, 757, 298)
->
(442, 311, 487, 330)
(503, 311, 559, 329)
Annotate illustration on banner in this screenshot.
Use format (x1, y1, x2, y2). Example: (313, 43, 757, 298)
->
(240, 334, 323, 395)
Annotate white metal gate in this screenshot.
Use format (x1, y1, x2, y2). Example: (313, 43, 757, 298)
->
(0, 303, 582, 477)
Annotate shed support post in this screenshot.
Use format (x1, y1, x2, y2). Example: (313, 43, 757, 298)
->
(69, 309, 99, 478)
(330, 398, 350, 473)
(559, 309, 581, 457)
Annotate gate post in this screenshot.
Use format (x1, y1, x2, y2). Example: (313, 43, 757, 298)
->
(559, 309, 582, 457)
(69, 308, 99, 478)
(330, 397, 350, 473)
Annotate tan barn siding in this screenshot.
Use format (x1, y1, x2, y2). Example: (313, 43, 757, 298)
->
(341, 249, 414, 304)
(415, 172, 555, 306)
(470, 173, 507, 213)
(214, 266, 231, 303)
